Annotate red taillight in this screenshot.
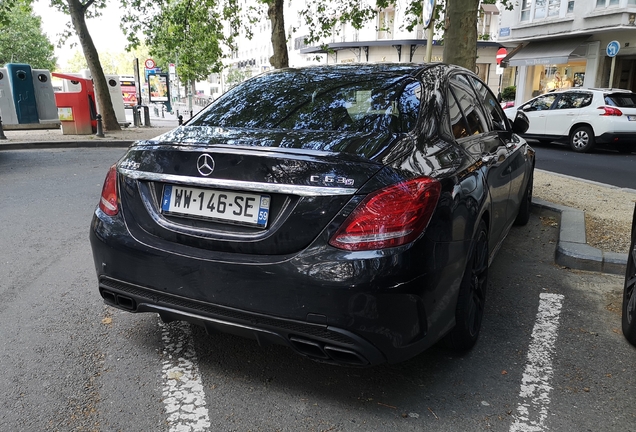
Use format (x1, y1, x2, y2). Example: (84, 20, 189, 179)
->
(329, 177, 441, 251)
(99, 164, 119, 216)
(598, 106, 623, 116)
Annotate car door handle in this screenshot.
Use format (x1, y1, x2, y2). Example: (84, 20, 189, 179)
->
(482, 148, 509, 165)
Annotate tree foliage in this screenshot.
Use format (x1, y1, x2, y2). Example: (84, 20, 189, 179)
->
(63, 44, 150, 75)
(0, 0, 57, 69)
(121, 0, 235, 83)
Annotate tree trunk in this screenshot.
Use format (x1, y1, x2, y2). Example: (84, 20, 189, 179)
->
(67, 0, 121, 131)
(267, 0, 288, 69)
(443, 0, 479, 72)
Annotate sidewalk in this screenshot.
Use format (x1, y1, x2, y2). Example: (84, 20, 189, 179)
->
(0, 111, 184, 149)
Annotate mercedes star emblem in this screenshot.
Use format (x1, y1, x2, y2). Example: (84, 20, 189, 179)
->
(197, 154, 215, 176)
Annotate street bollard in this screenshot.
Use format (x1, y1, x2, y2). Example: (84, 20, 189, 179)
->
(161, 105, 165, 118)
(0, 116, 6, 140)
(178, 115, 183, 126)
(190, 110, 193, 118)
(95, 114, 105, 138)
(141, 105, 151, 127)
(132, 106, 140, 127)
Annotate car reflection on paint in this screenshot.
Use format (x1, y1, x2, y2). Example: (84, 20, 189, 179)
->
(622, 204, 636, 347)
(90, 63, 534, 366)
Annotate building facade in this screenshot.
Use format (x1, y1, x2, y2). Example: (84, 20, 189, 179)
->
(498, 0, 636, 103)
(214, 1, 505, 95)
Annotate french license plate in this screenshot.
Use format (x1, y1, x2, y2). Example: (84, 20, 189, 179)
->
(628, 115, 636, 121)
(161, 185, 270, 227)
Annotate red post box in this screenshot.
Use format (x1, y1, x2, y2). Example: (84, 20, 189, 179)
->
(52, 73, 97, 135)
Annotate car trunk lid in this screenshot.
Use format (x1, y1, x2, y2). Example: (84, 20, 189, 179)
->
(117, 127, 396, 256)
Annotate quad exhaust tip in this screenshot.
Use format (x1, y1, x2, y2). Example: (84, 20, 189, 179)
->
(100, 289, 136, 311)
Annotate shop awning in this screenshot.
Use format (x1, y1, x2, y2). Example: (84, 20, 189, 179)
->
(506, 37, 589, 67)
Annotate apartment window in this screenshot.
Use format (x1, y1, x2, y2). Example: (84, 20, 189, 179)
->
(378, 9, 395, 40)
(567, 0, 575, 13)
(629, 0, 636, 5)
(520, 0, 531, 21)
(548, 0, 560, 16)
(596, 0, 619, 6)
(534, 0, 546, 19)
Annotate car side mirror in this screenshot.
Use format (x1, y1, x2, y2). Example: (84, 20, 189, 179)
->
(512, 111, 529, 135)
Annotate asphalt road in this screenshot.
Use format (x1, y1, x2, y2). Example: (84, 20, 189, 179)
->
(0, 148, 634, 432)
(531, 140, 636, 189)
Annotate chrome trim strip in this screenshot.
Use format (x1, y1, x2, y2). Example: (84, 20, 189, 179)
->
(119, 168, 357, 196)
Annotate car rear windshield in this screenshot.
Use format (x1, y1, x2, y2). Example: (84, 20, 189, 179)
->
(189, 70, 422, 134)
(605, 93, 636, 108)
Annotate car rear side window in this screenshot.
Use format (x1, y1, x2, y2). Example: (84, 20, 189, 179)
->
(448, 89, 470, 139)
(605, 93, 636, 107)
(467, 76, 508, 129)
(555, 93, 593, 109)
(449, 81, 487, 136)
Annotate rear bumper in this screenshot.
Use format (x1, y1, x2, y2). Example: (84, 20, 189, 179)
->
(595, 132, 636, 145)
(90, 210, 467, 366)
(98, 275, 386, 366)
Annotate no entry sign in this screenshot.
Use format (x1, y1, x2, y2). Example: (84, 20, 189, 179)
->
(496, 48, 508, 65)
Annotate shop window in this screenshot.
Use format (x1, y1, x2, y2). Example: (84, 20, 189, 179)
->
(475, 63, 489, 84)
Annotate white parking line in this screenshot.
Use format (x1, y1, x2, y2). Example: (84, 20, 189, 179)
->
(510, 293, 565, 432)
(160, 321, 211, 432)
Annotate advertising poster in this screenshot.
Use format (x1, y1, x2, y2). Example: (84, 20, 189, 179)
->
(148, 73, 169, 102)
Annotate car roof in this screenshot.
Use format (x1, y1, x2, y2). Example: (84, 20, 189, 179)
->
(267, 62, 475, 80)
(588, 88, 634, 93)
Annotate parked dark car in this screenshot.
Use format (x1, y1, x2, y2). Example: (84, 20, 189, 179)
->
(623, 204, 636, 347)
(90, 63, 533, 366)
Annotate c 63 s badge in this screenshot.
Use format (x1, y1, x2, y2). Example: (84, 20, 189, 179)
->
(309, 174, 355, 186)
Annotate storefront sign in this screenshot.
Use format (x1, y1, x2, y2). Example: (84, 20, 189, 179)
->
(516, 56, 570, 66)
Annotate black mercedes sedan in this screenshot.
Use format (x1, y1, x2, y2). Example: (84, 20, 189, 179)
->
(90, 63, 533, 366)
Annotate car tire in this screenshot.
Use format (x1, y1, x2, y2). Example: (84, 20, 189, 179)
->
(622, 227, 636, 346)
(569, 126, 595, 153)
(514, 171, 533, 226)
(444, 220, 489, 352)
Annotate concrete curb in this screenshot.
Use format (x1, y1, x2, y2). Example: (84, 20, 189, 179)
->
(532, 198, 628, 275)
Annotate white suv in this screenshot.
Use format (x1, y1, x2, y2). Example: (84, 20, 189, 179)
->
(503, 88, 636, 153)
